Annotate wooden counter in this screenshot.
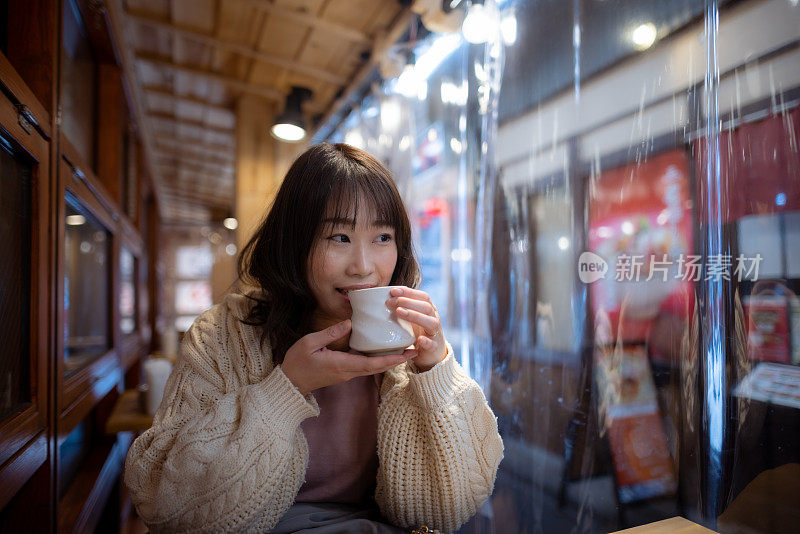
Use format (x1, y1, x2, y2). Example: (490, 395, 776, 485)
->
(611, 517, 717, 534)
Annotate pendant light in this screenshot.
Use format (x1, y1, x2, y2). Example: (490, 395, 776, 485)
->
(271, 86, 312, 142)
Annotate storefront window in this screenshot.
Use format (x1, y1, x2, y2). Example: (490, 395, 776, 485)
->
(331, 0, 799, 531)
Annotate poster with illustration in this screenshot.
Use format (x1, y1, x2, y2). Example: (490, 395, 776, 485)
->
(595, 345, 677, 502)
(588, 150, 694, 344)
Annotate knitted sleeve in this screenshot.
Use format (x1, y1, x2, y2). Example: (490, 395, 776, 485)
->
(375, 347, 504, 533)
(124, 308, 319, 533)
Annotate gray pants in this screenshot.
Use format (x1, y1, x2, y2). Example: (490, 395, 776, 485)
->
(269, 502, 409, 533)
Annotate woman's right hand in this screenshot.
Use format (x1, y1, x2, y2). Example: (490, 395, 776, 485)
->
(280, 319, 417, 395)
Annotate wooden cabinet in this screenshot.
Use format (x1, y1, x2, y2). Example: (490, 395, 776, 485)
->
(0, 1, 159, 530)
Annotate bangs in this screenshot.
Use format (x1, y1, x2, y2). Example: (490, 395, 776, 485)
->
(321, 162, 405, 232)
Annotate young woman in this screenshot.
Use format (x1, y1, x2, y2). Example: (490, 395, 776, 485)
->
(125, 143, 503, 533)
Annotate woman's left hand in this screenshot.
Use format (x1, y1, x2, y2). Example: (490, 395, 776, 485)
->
(387, 287, 447, 372)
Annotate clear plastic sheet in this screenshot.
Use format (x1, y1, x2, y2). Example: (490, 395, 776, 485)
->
(329, 1, 800, 531)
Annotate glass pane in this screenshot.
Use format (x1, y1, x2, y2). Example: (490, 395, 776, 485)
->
(120, 246, 136, 335)
(0, 135, 32, 421)
(64, 195, 110, 376)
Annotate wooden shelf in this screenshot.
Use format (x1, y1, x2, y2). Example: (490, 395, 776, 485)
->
(105, 390, 153, 434)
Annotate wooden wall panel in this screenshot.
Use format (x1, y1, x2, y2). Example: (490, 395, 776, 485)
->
(97, 63, 125, 205)
(6, 0, 58, 115)
(235, 94, 278, 248)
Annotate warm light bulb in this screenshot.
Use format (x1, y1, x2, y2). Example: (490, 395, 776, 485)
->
(631, 23, 657, 50)
(270, 123, 306, 142)
(223, 217, 238, 230)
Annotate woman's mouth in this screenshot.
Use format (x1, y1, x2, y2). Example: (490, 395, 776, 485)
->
(335, 285, 376, 300)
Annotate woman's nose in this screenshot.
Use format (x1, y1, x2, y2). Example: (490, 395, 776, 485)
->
(345, 244, 374, 276)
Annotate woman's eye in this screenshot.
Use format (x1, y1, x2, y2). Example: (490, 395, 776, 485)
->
(330, 234, 350, 243)
(377, 234, 393, 243)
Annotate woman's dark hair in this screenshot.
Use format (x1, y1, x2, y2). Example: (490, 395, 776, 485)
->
(237, 143, 420, 364)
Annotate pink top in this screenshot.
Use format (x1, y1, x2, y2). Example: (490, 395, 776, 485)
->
(295, 374, 382, 504)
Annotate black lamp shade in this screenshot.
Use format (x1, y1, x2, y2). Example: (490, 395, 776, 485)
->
(271, 86, 313, 142)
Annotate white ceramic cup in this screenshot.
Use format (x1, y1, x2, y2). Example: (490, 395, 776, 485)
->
(348, 286, 416, 356)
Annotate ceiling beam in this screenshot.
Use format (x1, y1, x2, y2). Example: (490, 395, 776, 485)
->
(157, 164, 235, 183)
(154, 136, 235, 160)
(148, 110, 234, 134)
(163, 180, 235, 195)
(156, 154, 233, 173)
(143, 85, 233, 112)
(161, 190, 234, 206)
(157, 158, 233, 175)
(151, 128, 234, 148)
(161, 191, 233, 208)
(162, 212, 211, 225)
(157, 172, 235, 189)
(136, 52, 285, 101)
(237, 0, 370, 45)
(162, 181, 235, 195)
(152, 133, 234, 154)
(162, 197, 233, 211)
(127, 9, 348, 86)
(162, 186, 234, 200)
(153, 145, 235, 166)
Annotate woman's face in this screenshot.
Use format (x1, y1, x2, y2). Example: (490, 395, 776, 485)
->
(307, 198, 398, 328)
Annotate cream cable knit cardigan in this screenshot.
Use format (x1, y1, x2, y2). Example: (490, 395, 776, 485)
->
(124, 293, 503, 533)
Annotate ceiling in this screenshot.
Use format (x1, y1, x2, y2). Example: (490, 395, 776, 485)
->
(111, 0, 408, 224)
